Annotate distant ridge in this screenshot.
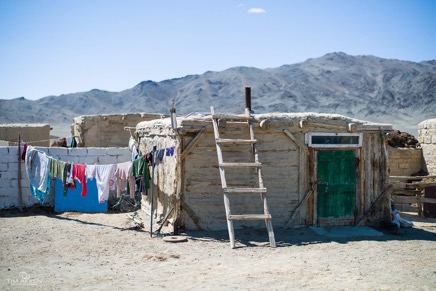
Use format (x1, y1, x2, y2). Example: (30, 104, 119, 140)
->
(1, 52, 435, 135)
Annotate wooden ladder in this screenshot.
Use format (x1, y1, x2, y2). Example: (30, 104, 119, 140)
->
(210, 106, 276, 248)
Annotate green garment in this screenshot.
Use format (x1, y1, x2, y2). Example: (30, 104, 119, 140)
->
(49, 158, 67, 180)
(131, 156, 150, 190)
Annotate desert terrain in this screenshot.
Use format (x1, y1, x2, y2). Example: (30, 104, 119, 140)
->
(1, 209, 435, 290)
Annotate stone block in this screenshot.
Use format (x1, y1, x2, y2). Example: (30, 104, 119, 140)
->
(67, 156, 81, 164)
(0, 187, 14, 196)
(106, 148, 129, 156)
(0, 154, 19, 163)
(97, 156, 119, 165)
(68, 148, 89, 157)
(0, 170, 18, 179)
(7, 162, 19, 172)
(0, 163, 8, 171)
(0, 147, 9, 155)
(0, 178, 11, 188)
(87, 148, 107, 156)
(47, 148, 69, 156)
(83, 156, 99, 164)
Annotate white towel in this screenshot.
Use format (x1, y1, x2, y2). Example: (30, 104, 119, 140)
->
(85, 164, 96, 180)
(94, 164, 116, 203)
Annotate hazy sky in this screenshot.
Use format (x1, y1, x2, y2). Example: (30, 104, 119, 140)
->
(1, 0, 435, 100)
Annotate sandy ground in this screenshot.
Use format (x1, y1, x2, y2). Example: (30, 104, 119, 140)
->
(1, 209, 435, 291)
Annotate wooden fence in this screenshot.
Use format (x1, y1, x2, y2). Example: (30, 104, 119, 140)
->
(390, 175, 436, 217)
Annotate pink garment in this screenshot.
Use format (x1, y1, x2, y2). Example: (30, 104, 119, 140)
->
(72, 164, 87, 197)
(114, 162, 135, 198)
(94, 164, 116, 203)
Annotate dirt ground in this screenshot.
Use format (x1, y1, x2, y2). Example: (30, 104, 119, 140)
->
(1, 209, 435, 291)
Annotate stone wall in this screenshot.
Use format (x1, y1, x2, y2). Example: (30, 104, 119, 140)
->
(0, 146, 131, 209)
(419, 118, 436, 175)
(387, 146, 423, 176)
(72, 113, 166, 147)
(0, 124, 51, 147)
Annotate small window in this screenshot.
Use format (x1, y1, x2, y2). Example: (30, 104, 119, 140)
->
(306, 132, 362, 148)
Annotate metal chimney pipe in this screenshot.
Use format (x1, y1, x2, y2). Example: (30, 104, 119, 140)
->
(245, 87, 251, 111)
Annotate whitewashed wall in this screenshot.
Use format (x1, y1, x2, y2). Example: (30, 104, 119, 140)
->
(419, 119, 436, 175)
(0, 147, 131, 209)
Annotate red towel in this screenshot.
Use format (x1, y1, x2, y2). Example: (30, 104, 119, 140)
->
(72, 164, 87, 197)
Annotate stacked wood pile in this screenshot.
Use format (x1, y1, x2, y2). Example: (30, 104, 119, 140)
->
(390, 175, 436, 216)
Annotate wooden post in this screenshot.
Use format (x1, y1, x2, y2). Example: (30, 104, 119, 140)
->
(149, 146, 156, 237)
(17, 133, 23, 212)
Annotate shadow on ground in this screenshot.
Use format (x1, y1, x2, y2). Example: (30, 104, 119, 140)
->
(185, 213, 436, 248)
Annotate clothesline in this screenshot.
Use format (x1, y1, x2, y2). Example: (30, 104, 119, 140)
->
(22, 138, 175, 207)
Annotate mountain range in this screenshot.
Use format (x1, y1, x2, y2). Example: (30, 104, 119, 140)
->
(1, 52, 435, 136)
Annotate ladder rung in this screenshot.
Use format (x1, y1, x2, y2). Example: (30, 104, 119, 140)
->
(216, 138, 257, 144)
(228, 214, 272, 221)
(220, 162, 261, 168)
(224, 187, 267, 193)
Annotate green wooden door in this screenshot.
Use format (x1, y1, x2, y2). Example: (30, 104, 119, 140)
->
(317, 150, 356, 218)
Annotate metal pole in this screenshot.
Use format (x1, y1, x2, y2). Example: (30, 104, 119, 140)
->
(149, 146, 157, 237)
(17, 133, 23, 212)
(245, 87, 251, 111)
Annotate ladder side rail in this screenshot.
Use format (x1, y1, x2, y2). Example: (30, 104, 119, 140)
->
(211, 106, 236, 248)
(245, 108, 276, 248)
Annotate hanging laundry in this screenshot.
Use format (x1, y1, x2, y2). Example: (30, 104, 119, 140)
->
(25, 146, 51, 203)
(70, 136, 77, 148)
(49, 158, 70, 197)
(166, 146, 175, 156)
(49, 158, 67, 180)
(64, 136, 77, 148)
(94, 164, 116, 203)
(72, 163, 87, 197)
(156, 149, 165, 164)
(20, 143, 28, 161)
(86, 164, 96, 180)
(131, 156, 150, 191)
(114, 161, 135, 198)
(129, 136, 139, 161)
(63, 163, 73, 197)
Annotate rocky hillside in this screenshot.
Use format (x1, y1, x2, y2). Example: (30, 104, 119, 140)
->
(1, 52, 435, 135)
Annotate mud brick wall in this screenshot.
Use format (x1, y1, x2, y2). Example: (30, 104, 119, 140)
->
(0, 147, 130, 209)
(419, 119, 436, 175)
(388, 147, 423, 176)
(72, 113, 166, 147)
(0, 124, 51, 147)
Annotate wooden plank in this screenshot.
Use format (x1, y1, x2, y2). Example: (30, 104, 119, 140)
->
(390, 175, 436, 181)
(180, 199, 206, 231)
(228, 214, 272, 220)
(422, 197, 436, 204)
(211, 113, 251, 121)
(180, 128, 207, 161)
(393, 182, 436, 189)
(396, 204, 419, 212)
(224, 187, 267, 193)
(216, 138, 257, 144)
(220, 162, 261, 168)
(392, 190, 422, 196)
(392, 195, 420, 204)
(357, 184, 393, 226)
(283, 129, 308, 154)
(284, 190, 313, 229)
